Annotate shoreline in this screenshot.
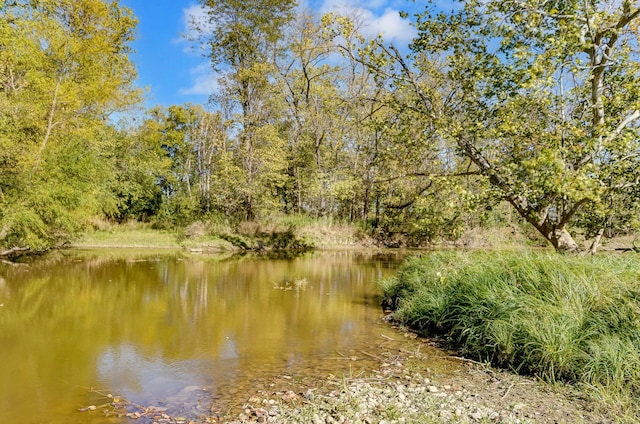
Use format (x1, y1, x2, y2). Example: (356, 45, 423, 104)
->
(93, 323, 616, 423)
(20, 244, 628, 422)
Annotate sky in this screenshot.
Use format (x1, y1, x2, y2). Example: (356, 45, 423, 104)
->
(119, 0, 422, 108)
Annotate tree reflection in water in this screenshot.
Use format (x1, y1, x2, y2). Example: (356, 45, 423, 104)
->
(0, 250, 405, 423)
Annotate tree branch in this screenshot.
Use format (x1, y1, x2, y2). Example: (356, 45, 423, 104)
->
(386, 181, 433, 209)
(0, 247, 30, 258)
(35, 75, 63, 171)
(604, 109, 640, 145)
(557, 198, 589, 228)
(578, 109, 640, 167)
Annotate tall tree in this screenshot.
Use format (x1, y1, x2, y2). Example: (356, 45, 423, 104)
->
(0, 0, 139, 252)
(195, 0, 296, 220)
(322, 12, 483, 243)
(334, 0, 640, 252)
(430, 0, 640, 252)
(275, 12, 340, 215)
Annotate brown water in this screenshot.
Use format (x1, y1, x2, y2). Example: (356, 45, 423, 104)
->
(0, 249, 416, 423)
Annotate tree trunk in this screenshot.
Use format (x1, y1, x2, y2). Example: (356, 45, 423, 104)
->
(0, 246, 30, 258)
(550, 227, 581, 253)
(362, 184, 370, 221)
(35, 76, 62, 170)
(589, 227, 605, 255)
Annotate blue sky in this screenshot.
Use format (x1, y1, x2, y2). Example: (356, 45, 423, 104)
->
(119, 0, 422, 107)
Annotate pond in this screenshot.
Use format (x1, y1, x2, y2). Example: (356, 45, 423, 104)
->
(0, 249, 418, 423)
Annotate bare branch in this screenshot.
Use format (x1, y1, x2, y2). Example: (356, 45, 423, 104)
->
(603, 110, 640, 145)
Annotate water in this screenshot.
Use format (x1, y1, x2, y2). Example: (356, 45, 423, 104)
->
(0, 249, 412, 423)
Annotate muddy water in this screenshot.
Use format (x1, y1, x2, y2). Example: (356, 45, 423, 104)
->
(0, 250, 450, 423)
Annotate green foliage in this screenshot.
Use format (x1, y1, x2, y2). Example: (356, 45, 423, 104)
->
(0, 0, 139, 252)
(234, 219, 314, 251)
(382, 251, 640, 398)
(96, 125, 163, 222)
(4, 0, 640, 252)
(376, 179, 489, 246)
(197, 0, 296, 69)
(319, 1, 640, 252)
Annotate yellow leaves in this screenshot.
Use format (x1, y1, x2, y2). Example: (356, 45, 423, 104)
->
(514, 146, 602, 205)
(3, 0, 138, 139)
(320, 12, 367, 47)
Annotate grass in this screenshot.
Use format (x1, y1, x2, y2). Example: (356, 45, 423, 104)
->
(72, 215, 375, 252)
(380, 250, 640, 415)
(74, 220, 182, 248)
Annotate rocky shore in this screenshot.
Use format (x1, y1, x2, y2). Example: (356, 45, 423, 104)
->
(91, 329, 621, 424)
(230, 345, 615, 424)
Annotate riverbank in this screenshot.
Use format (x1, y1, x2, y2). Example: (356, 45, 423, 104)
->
(231, 338, 615, 423)
(71, 219, 639, 254)
(99, 323, 618, 423)
(378, 250, 640, 422)
(72, 218, 375, 252)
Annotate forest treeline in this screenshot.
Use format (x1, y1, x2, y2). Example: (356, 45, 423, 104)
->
(1, 0, 639, 255)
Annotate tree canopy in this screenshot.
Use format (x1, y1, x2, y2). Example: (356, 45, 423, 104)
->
(0, 0, 139, 252)
(415, 0, 640, 252)
(1, 0, 639, 254)
(329, 0, 640, 252)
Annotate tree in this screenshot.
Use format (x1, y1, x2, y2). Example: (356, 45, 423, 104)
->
(335, 0, 640, 252)
(194, 0, 296, 220)
(422, 0, 640, 252)
(274, 12, 341, 215)
(0, 0, 139, 252)
(99, 122, 164, 223)
(322, 12, 485, 243)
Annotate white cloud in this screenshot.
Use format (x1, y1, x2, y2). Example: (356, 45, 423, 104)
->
(179, 63, 219, 96)
(182, 4, 212, 40)
(317, 0, 416, 44)
(174, 4, 219, 98)
(174, 3, 214, 55)
(365, 7, 416, 43)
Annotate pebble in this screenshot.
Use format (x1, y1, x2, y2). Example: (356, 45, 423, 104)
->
(146, 356, 612, 424)
(469, 409, 484, 420)
(513, 402, 527, 411)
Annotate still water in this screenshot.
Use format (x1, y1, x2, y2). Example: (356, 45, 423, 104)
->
(0, 249, 411, 423)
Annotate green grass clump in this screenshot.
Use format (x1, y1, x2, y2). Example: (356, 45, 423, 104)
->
(381, 251, 640, 399)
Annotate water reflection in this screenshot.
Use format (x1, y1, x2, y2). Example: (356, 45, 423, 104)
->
(0, 250, 406, 423)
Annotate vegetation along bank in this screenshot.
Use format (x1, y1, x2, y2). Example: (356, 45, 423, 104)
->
(381, 250, 640, 421)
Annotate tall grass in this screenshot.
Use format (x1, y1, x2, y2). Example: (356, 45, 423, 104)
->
(380, 251, 640, 401)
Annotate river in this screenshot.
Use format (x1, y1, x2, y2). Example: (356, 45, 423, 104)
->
(0, 249, 421, 423)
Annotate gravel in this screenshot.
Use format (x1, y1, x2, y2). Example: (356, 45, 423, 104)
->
(229, 351, 616, 424)
(104, 330, 623, 424)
